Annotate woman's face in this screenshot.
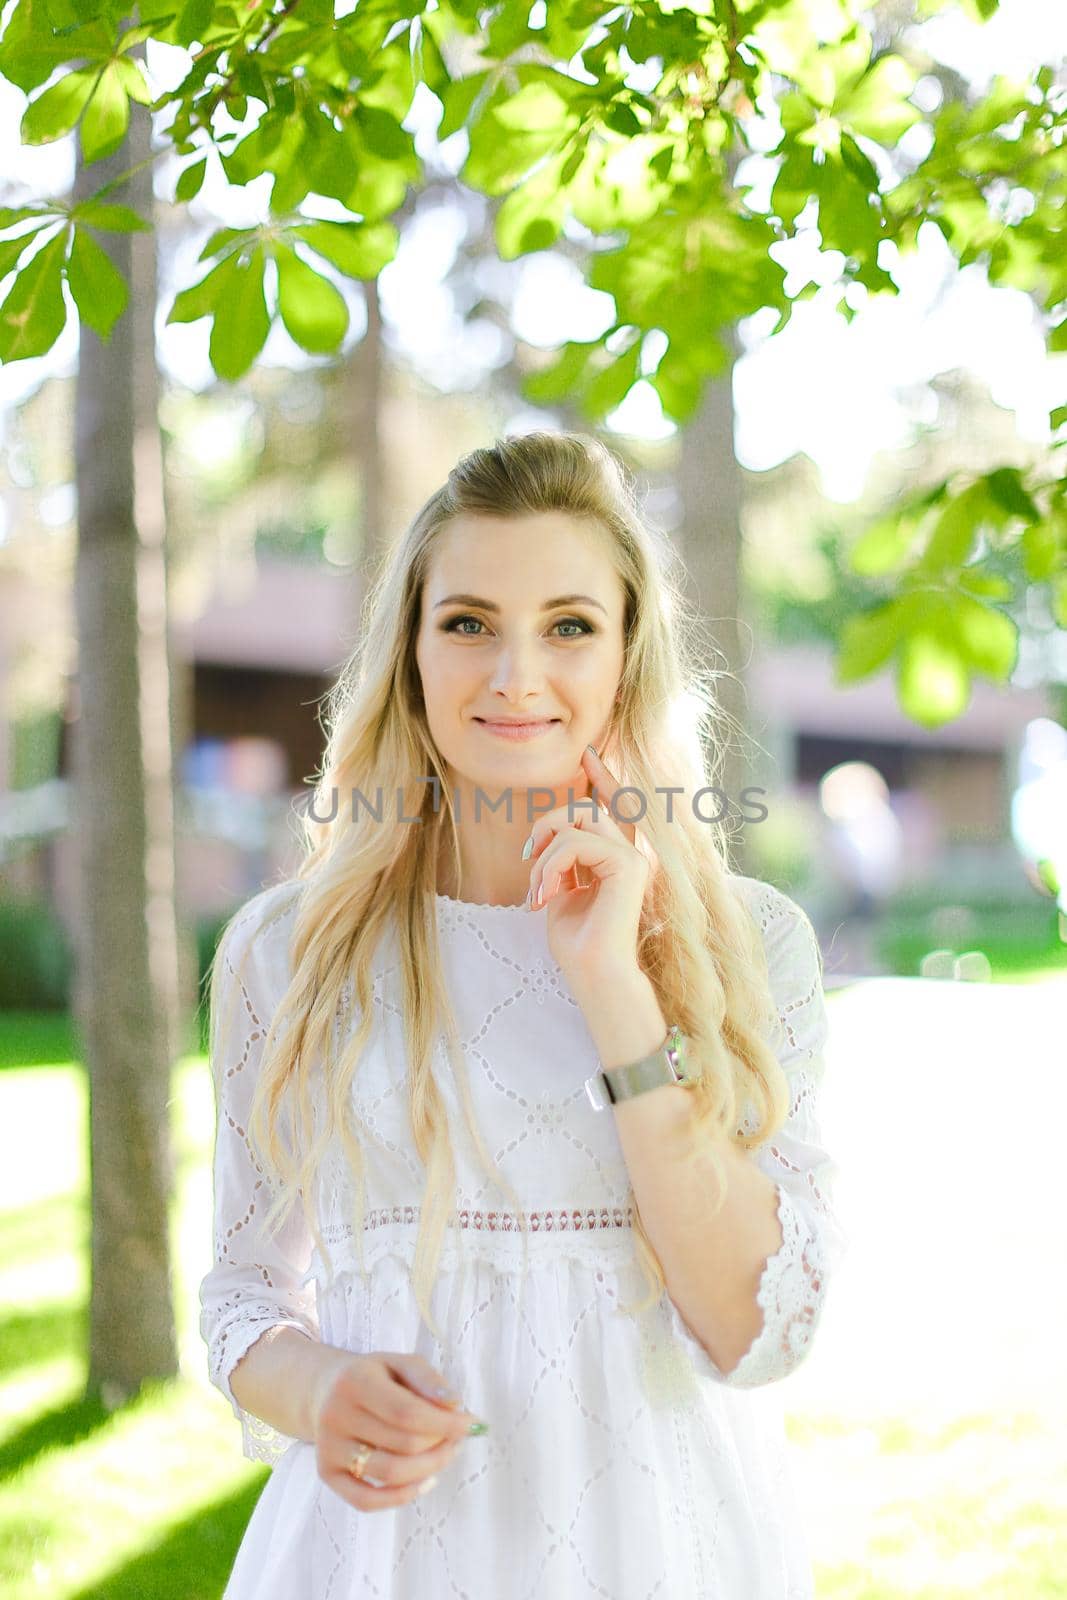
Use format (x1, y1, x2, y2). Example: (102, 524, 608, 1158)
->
(415, 511, 627, 794)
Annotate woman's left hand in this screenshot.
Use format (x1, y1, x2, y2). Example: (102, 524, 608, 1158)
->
(524, 746, 652, 989)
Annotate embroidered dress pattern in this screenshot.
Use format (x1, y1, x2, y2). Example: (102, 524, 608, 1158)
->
(199, 875, 848, 1599)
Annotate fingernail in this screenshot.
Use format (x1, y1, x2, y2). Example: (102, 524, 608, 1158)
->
(524, 888, 532, 909)
(520, 834, 534, 860)
(428, 1386, 460, 1403)
(417, 1474, 439, 1496)
(586, 744, 598, 758)
(467, 1419, 490, 1436)
(536, 882, 544, 907)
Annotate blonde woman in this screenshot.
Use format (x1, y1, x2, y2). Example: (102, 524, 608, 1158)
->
(199, 430, 848, 1598)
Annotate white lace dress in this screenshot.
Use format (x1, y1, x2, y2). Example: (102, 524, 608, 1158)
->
(199, 874, 848, 1599)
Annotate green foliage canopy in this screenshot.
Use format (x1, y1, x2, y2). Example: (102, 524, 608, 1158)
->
(0, 0, 1064, 726)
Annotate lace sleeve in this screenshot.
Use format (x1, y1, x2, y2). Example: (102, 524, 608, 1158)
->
(198, 890, 321, 1466)
(667, 881, 849, 1389)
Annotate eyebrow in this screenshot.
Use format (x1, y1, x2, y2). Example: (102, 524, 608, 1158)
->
(433, 592, 608, 615)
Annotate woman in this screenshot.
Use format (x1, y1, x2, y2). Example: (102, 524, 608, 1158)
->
(199, 430, 848, 1597)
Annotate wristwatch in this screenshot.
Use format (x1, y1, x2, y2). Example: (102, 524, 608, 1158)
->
(584, 1024, 697, 1112)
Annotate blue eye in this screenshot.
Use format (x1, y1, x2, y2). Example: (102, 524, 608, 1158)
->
(441, 615, 595, 638)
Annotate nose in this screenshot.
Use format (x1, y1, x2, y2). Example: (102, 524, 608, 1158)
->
(488, 638, 546, 704)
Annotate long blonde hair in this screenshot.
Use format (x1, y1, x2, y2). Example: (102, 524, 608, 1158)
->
(206, 429, 793, 1341)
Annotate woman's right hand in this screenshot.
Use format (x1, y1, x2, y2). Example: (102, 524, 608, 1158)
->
(310, 1349, 485, 1512)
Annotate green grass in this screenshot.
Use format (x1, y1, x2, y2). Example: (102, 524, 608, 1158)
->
(0, 1013, 79, 1071)
(0, 1047, 267, 1598)
(872, 894, 1067, 984)
(1, 1022, 1064, 1597)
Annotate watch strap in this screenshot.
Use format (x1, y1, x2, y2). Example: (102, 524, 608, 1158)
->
(584, 1025, 694, 1112)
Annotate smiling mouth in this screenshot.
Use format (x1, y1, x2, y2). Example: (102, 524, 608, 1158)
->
(473, 718, 562, 738)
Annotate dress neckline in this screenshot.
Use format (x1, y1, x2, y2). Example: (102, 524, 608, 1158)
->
(434, 891, 532, 915)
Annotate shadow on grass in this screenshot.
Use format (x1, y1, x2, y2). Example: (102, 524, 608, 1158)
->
(0, 1013, 80, 1070)
(0, 1386, 110, 1484)
(65, 1475, 267, 1600)
(0, 1300, 84, 1392)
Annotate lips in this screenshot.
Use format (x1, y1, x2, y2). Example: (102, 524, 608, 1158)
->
(474, 719, 560, 727)
(474, 717, 562, 741)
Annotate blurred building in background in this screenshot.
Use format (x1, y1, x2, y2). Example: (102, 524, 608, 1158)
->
(1, 360, 1063, 984)
(1, 548, 1056, 982)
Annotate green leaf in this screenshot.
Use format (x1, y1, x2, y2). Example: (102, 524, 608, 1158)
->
(896, 629, 970, 726)
(81, 62, 130, 163)
(1051, 403, 1067, 432)
(352, 105, 411, 161)
(1034, 856, 1060, 898)
(836, 54, 921, 144)
(768, 27, 871, 110)
(1020, 520, 1059, 582)
(568, 132, 671, 231)
(835, 600, 907, 684)
(584, 337, 641, 418)
(289, 219, 397, 280)
(848, 513, 919, 576)
(209, 247, 270, 380)
(66, 225, 128, 338)
(838, 131, 880, 193)
(437, 70, 489, 141)
(220, 112, 288, 187)
(949, 593, 1017, 680)
(0, 205, 59, 230)
(415, 13, 450, 98)
(166, 258, 229, 324)
(984, 466, 1040, 522)
(175, 155, 207, 203)
(778, 91, 816, 135)
(199, 226, 254, 263)
(359, 35, 417, 123)
(43, 0, 87, 25)
(462, 80, 576, 196)
(0, 225, 47, 281)
(274, 244, 348, 354)
(0, 5, 111, 96)
(114, 55, 153, 107)
(957, 567, 1013, 601)
(114, 17, 168, 52)
(495, 151, 569, 259)
(327, 119, 415, 220)
(0, 227, 69, 362)
(522, 338, 597, 406)
(493, 78, 575, 133)
(72, 199, 150, 232)
(770, 142, 817, 228)
(21, 67, 98, 144)
(175, 0, 214, 47)
(650, 340, 702, 422)
(916, 482, 986, 575)
(815, 155, 882, 262)
(1052, 574, 1067, 630)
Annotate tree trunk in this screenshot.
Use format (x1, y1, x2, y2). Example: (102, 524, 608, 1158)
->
(72, 91, 180, 1409)
(344, 273, 388, 642)
(675, 318, 758, 877)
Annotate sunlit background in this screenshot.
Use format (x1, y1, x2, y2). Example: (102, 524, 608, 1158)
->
(0, 1, 1065, 1596)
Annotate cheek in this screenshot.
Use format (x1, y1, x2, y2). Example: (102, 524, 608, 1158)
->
(420, 643, 470, 700)
(564, 650, 620, 694)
